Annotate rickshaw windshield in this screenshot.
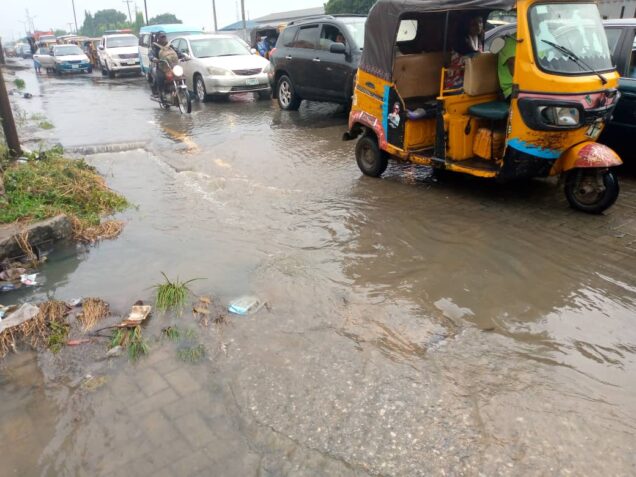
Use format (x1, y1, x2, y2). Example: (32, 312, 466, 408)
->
(529, 3, 613, 75)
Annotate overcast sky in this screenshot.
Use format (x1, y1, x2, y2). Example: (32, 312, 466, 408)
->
(1, 0, 323, 40)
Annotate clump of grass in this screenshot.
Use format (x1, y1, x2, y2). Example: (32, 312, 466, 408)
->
(154, 272, 201, 312)
(30, 113, 46, 121)
(14, 78, 26, 90)
(70, 216, 124, 244)
(78, 298, 110, 331)
(177, 343, 206, 364)
(0, 150, 128, 229)
(38, 121, 54, 130)
(162, 325, 197, 342)
(47, 320, 70, 353)
(110, 326, 149, 361)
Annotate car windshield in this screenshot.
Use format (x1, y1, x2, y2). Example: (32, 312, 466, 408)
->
(342, 18, 366, 49)
(189, 37, 250, 58)
(54, 45, 83, 56)
(529, 3, 613, 74)
(106, 36, 138, 48)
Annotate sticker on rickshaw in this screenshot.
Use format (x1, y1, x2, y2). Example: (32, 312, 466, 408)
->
(585, 119, 603, 139)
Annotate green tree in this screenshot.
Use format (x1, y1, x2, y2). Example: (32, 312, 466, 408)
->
(324, 0, 376, 14)
(54, 29, 67, 37)
(148, 13, 182, 25)
(93, 9, 129, 32)
(79, 11, 95, 37)
(133, 11, 146, 34)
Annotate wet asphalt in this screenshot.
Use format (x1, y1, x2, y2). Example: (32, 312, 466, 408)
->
(1, 62, 636, 476)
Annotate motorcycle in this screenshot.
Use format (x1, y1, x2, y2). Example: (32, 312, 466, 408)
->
(151, 59, 192, 114)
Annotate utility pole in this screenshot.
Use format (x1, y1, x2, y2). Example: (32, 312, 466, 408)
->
(240, 0, 247, 42)
(67, 23, 74, 34)
(143, 0, 149, 25)
(71, 0, 78, 33)
(0, 67, 22, 156)
(123, 0, 134, 24)
(0, 38, 6, 65)
(212, 0, 218, 32)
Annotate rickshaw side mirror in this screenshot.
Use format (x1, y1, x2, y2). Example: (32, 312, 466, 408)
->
(330, 43, 347, 54)
(490, 37, 506, 55)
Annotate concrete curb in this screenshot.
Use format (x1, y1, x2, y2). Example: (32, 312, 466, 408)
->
(0, 215, 72, 262)
(65, 142, 148, 156)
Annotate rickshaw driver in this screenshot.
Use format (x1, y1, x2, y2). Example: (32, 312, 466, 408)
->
(497, 35, 517, 99)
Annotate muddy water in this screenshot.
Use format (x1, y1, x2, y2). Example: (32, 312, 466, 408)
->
(1, 68, 636, 476)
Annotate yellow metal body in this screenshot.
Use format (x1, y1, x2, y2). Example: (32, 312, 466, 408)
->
(349, 0, 622, 180)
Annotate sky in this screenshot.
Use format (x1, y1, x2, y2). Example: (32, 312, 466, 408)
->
(1, 0, 323, 40)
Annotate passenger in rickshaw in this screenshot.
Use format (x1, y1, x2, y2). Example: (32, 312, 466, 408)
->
(445, 15, 484, 89)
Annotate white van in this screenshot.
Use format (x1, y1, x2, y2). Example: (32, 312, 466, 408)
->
(98, 33, 141, 78)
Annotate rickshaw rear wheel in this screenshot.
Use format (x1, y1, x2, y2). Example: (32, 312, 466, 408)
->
(356, 135, 388, 177)
(564, 168, 619, 214)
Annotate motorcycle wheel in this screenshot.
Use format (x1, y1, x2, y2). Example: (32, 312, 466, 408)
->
(176, 87, 192, 114)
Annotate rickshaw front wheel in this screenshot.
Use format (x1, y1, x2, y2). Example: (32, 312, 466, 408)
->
(564, 168, 619, 214)
(356, 135, 388, 178)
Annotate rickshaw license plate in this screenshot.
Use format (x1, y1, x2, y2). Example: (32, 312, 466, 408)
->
(246, 78, 259, 86)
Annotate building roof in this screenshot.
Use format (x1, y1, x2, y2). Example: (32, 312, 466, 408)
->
(219, 20, 259, 31)
(253, 6, 325, 23)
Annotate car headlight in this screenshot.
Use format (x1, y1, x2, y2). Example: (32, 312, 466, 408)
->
(172, 65, 184, 77)
(207, 66, 233, 76)
(538, 106, 580, 127)
(263, 62, 273, 74)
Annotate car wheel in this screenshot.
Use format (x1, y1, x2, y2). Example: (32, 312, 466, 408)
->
(356, 134, 389, 177)
(277, 75, 301, 111)
(194, 75, 208, 102)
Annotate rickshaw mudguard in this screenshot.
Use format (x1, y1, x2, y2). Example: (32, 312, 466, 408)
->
(552, 142, 622, 175)
(347, 110, 388, 149)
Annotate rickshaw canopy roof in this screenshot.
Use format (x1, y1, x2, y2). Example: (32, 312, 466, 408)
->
(361, 0, 516, 80)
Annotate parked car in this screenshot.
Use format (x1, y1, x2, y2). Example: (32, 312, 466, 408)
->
(33, 47, 55, 72)
(51, 44, 92, 74)
(97, 33, 141, 77)
(270, 14, 367, 110)
(15, 43, 33, 59)
(485, 19, 636, 161)
(170, 33, 272, 102)
(138, 24, 203, 80)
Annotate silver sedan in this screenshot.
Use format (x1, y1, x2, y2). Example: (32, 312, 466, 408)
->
(170, 34, 272, 102)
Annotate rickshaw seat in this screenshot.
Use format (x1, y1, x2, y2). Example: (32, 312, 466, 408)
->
(468, 101, 509, 120)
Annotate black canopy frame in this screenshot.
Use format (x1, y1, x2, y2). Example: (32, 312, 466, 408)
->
(360, 0, 517, 80)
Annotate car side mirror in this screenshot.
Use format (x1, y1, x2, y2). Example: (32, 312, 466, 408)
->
(330, 42, 346, 54)
(489, 37, 505, 54)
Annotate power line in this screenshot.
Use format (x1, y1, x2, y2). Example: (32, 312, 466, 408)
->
(123, 0, 134, 23)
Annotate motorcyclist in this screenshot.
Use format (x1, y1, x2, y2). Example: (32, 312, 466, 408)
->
(150, 32, 180, 97)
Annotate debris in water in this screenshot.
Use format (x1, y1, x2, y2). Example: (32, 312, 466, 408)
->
(81, 374, 108, 391)
(228, 295, 265, 315)
(20, 274, 38, 286)
(0, 284, 17, 293)
(77, 298, 110, 331)
(67, 338, 92, 346)
(120, 304, 152, 327)
(0, 267, 26, 281)
(110, 326, 149, 361)
(106, 345, 123, 358)
(67, 298, 82, 308)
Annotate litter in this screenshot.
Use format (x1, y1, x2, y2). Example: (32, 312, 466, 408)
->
(20, 274, 38, 286)
(67, 339, 92, 346)
(0, 284, 17, 293)
(106, 345, 123, 358)
(119, 305, 152, 327)
(0, 303, 41, 334)
(228, 295, 265, 316)
(67, 298, 82, 307)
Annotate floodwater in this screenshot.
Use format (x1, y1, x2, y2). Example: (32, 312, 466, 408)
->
(1, 65, 636, 476)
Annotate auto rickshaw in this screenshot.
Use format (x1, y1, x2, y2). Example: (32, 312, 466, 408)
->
(345, 0, 622, 213)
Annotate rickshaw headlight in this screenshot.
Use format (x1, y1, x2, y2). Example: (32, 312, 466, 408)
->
(539, 106, 580, 126)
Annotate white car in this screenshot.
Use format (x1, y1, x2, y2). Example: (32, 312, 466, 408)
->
(50, 45, 92, 74)
(33, 47, 55, 72)
(170, 34, 272, 102)
(98, 33, 141, 77)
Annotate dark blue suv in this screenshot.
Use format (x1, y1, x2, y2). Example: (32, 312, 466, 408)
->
(270, 15, 366, 110)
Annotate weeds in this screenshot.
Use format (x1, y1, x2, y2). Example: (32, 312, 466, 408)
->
(162, 325, 197, 342)
(14, 79, 25, 90)
(110, 326, 149, 361)
(154, 272, 201, 312)
(38, 121, 54, 130)
(77, 298, 109, 331)
(47, 320, 70, 353)
(0, 151, 128, 227)
(177, 343, 206, 364)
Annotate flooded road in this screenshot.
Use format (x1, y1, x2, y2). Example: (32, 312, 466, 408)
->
(2, 66, 636, 476)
